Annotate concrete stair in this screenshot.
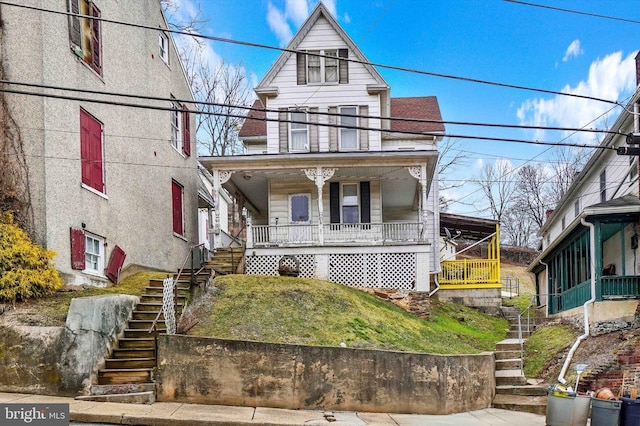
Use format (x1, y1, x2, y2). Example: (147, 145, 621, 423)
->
(493, 305, 549, 414)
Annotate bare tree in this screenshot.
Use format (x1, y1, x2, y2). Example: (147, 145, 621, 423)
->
(476, 159, 517, 223)
(437, 137, 469, 212)
(548, 146, 589, 204)
(501, 201, 536, 247)
(515, 164, 551, 228)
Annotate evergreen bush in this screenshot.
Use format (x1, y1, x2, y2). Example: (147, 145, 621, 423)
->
(0, 211, 63, 303)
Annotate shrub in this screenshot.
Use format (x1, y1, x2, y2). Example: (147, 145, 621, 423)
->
(0, 211, 63, 303)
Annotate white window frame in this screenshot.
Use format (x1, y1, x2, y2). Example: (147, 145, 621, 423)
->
(629, 156, 638, 183)
(339, 106, 358, 150)
(574, 198, 580, 218)
(289, 110, 309, 152)
(170, 99, 182, 151)
(306, 49, 338, 84)
(341, 183, 360, 224)
(84, 232, 105, 276)
(159, 32, 170, 65)
(600, 169, 607, 203)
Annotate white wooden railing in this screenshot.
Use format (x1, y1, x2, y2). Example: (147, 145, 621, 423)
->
(249, 222, 422, 246)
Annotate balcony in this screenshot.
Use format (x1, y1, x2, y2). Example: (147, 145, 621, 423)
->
(248, 222, 424, 247)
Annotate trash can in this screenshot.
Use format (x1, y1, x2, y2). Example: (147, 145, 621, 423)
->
(591, 398, 621, 426)
(620, 397, 640, 426)
(546, 390, 591, 426)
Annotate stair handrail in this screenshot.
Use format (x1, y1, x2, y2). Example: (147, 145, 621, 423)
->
(148, 243, 206, 334)
(516, 294, 537, 370)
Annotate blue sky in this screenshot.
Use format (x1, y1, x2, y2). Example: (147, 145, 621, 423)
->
(170, 0, 639, 216)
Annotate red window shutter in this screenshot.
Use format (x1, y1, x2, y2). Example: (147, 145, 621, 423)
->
(182, 104, 191, 156)
(105, 245, 126, 283)
(70, 228, 86, 270)
(80, 109, 104, 192)
(89, 2, 101, 74)
(172, 180, 184, 235)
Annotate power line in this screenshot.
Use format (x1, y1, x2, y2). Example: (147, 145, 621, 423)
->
(504, 0, 640, 25)
(0, 79, 625, 147)
(0, 0, 625, 107)
(2, 84, 619, 151)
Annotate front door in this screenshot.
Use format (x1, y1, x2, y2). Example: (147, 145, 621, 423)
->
(289, 193, 311, 242)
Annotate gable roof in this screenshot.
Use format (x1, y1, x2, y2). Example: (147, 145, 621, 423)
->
(238, 97, 445, 138)
(256, 2, 388, 91)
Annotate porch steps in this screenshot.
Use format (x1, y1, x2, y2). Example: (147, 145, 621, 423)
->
(207, 247, 244, 275)
(492, 386, 548, 415)
(82, 266, 212, 404)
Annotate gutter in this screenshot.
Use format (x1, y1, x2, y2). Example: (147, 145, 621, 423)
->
(557, 217, 597, 385)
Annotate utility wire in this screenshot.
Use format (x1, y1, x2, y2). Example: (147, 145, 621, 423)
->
(0, 0, 625, 107)
(0, 79, 626, 138)
(504, 0, 640, 25)
(0, 85, 617, 151)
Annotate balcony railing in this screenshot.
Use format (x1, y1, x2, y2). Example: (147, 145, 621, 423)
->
(601, 276, 640, 299)
(548, 276, 640, 314)
(438, 258, 501, 288)
(249, 222, 423, 247)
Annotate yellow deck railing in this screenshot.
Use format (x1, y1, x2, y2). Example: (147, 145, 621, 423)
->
(438, 225, 501, 289)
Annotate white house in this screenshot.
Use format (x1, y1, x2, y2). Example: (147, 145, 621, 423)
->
(1, 0, 200, 286)
(528, 55, 640, 322)
(199, 2, 445, 291)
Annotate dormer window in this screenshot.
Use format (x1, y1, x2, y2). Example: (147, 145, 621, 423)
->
(297, 49, 348, 85)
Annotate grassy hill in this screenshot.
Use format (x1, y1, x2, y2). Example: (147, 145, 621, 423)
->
(183, 274, 508, 354)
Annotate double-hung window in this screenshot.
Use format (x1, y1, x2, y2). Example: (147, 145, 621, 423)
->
(84, 233, 104, 275)
(342, 183, 359, 224)
(298, 49, 348, 85)
(159, 32, 169, 65)
(339, 106, 358, 150)
(68, 0, 102, 74)
(80, 108, 104, 193)
(630, 156, 638, 183)
(170, 99, 191, 156)
(290, 110, 308, 151)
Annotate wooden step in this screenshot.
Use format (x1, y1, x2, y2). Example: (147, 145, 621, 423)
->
(492, 394, 547, 415)
(124, 328, 165, 339)
(131, 311, 164, 321)
(135, 302, 183, 312)
(118, 338, 155, 349)
(111, 348, 155, 359)
(140, 294, 187, 303)
(128, 319, 164, 329)
(98, 368, 153, 385)
(105, 358, 156, 369)
(147, 279, 191, 289)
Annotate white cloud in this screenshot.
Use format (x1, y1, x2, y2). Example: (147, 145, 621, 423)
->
(562, 40, 583, 62)
(285, 0, 310, 25)
(517, 50, 637, 143)
(267, 2, 294, 47)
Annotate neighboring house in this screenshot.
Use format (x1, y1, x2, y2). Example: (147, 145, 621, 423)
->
(198, 164, 239, 250)
(528, 57, 640, 321)
(1, 0, 200, 286)
(199, 2, 444, 291)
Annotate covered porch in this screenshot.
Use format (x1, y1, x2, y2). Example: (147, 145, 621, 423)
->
(532, 196, 640, 315)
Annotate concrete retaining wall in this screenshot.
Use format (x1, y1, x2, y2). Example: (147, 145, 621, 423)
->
(156, 335, 495, 415)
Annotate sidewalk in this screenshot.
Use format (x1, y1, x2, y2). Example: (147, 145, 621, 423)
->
(0, 392, 547, 425)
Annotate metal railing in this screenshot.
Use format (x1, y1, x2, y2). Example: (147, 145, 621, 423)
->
(517, 294, 537, 369)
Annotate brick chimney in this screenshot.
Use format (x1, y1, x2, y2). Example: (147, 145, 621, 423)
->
(546, 209, 554, 220)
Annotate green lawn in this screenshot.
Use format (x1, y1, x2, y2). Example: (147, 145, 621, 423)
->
(187, 274, 508, 354)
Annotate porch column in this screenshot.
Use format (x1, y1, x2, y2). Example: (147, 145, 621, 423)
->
(303, 167, 336, 245)
(408, 165, 428, 240)
(245, 213, 253, 249)
(212, 170, 233, 249)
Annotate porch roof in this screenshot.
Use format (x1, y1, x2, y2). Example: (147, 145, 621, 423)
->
(200, 151, 438, 217)
(527, 194, 640, 272)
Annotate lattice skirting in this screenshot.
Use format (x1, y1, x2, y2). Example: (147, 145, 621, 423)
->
(245, 252, 417, 290)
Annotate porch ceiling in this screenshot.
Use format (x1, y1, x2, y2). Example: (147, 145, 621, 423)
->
(224, 166, 423, 215)
(201, 151, 438, 215)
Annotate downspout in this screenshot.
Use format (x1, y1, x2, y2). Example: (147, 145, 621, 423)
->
(557, 217, 597, 385)
(429, 276, 440, 297)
